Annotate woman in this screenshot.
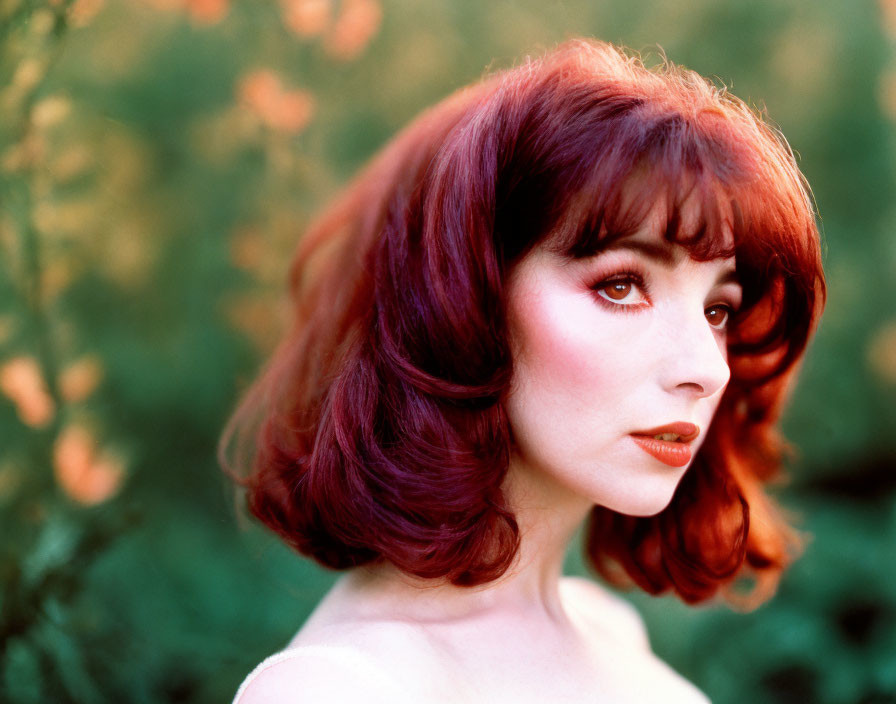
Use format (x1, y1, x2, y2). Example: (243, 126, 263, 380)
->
(223, 39, 825, 702)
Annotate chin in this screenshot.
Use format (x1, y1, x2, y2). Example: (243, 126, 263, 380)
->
(604, 487, 678, 517)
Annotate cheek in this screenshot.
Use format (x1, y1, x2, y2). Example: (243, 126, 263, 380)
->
(509, 292, 648, 415)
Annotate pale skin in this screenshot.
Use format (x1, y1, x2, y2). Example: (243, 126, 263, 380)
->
(237, 208, 742, 703)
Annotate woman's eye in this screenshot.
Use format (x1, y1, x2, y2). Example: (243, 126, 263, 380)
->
(594, 277, 647, 306)
(705, 304, 731, 330)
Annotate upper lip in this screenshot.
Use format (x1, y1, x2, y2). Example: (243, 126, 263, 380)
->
(631, 422, 700, 443)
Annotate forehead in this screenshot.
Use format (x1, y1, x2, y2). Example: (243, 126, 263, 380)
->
(545, 167, 738, 263)
(637, 189, 736, 259)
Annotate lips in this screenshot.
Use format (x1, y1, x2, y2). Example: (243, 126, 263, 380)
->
(630, 422, 700, 467)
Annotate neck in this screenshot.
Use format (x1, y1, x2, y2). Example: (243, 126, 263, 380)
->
(340, 454, 594, 623)
(497, 451, 595, 615)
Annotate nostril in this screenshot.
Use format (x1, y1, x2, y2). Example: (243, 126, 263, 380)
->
(676, 381, 706, 395)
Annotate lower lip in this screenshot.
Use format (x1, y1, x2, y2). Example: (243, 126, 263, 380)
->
(630, 436, 693, 467)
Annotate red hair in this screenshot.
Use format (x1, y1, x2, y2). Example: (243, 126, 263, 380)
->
(221, 40, 825, 605)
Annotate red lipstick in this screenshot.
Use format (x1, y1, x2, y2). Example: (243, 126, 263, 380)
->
(630, 422, 700, 468)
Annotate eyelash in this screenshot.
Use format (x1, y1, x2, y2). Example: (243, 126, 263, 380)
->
(590, 270, 737, 331)
(590, 270, 650, 310)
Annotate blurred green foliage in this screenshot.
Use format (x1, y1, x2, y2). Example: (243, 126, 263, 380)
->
(0, 0, 894, 702)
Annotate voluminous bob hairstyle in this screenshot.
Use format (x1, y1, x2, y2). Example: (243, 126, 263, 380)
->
(222, 39, 825, 606)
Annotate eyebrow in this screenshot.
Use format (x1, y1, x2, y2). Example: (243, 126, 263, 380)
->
(715, 268, 741, 287)
(607, 239, 677, 265)
(605, 240, 741, 287)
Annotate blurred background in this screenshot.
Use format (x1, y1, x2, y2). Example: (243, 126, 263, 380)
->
(1, 0, 894, 702)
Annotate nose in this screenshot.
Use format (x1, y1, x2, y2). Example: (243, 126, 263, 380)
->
(658, 310, 731, 400)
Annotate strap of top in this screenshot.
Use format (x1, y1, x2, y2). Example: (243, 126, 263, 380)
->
(232, 644, 403, 703)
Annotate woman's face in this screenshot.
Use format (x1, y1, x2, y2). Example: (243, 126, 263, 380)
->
(504, 219, 743, 517)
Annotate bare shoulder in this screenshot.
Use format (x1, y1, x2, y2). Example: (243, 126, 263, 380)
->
(234, 644, 403, 704)
(561, 578, 710, 704)
(560, 575, 650, 650)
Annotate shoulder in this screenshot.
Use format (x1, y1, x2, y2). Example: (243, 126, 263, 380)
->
(561, 579, 710, 704)
(560, 576, 650, 651)
(233, 644, 403, 704)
